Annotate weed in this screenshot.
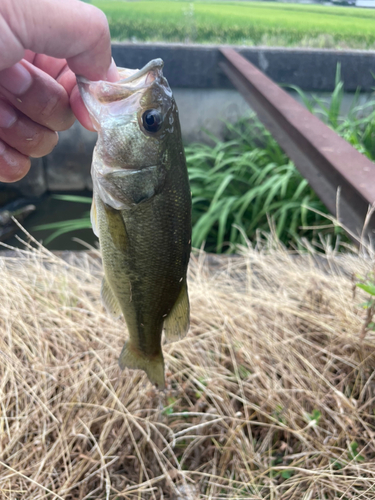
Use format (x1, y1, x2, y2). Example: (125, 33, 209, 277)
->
(305, 408, 322, 426)
(349, 441, 365, 462)
(354, 267, 375, 339)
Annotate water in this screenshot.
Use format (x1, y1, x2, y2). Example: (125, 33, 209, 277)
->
(5, 191, 98, 251)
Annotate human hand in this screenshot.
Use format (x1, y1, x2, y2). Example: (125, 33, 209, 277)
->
(0, 0, 118, 183)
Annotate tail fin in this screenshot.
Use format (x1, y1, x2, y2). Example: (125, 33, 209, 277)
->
(118, 341, 165, 389)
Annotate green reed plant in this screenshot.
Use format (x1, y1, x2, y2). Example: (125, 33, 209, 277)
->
(34, 195, 92, 244)
(187, 118, 330, 252)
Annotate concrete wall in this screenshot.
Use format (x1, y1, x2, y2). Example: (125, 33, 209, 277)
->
(175, 88, 373, 144)
(2, 43, 375, 198)
(112, 43, 375, 92)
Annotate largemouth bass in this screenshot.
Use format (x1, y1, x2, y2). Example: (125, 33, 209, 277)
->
(78, 59, 191, 389)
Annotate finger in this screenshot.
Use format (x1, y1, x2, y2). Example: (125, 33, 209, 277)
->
(1, 0, 112, 81)
(70, 60, 120, 131)
(0, 139, 30, 182)
(0, 99, 58, 158)
(23, 50, 35, 64)
(33, 54, 67, 80)
(0, 59, 75, 132)
(56, 66, 77, 97)
(28, 54, 79, 97)
(32, 55, 78, 96)
(70, 85, 95, 131)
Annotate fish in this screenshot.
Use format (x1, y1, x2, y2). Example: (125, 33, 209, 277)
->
(77, 59, 191, 389)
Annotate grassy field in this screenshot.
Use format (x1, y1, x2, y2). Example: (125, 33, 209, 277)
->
(1, 238, 375, 498)
(92, 0, 375, 49)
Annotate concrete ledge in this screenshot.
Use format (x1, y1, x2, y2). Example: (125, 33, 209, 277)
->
(113, 43, 375, 92)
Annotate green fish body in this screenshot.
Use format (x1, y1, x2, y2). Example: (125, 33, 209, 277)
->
(78, 60, 191, 389)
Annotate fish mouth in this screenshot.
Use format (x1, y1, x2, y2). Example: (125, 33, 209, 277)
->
(76, 59, 166, 102)
(76, 58, 170, 126)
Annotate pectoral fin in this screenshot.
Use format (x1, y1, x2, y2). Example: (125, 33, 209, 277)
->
(90, 197, 99, 237)
(163, 282, 190, 343)
(101, 278, 122, 318)
(101, 201, 128, 252)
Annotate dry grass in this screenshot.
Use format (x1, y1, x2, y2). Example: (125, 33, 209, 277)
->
(1, 235, 375, 500)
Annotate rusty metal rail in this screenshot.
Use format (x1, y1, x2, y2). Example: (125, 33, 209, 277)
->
(220, 47, 375, 244)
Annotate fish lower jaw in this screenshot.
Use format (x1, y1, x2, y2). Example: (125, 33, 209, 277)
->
(93, 162, 158, 177)
(102, 166, 157, 176)
(118, 59, 164, 85)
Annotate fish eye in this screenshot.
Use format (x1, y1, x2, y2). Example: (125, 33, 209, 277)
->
(142, 109, 163, 133)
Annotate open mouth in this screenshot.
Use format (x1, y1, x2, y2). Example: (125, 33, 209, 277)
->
(117, 59, 164, 86)
(77, 59, 166, 106)
(77, 59, 164, 87)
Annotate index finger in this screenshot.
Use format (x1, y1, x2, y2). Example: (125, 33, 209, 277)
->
(0, 0, 112, 81)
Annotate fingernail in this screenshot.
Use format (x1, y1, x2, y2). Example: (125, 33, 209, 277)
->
(105, 58, 120, 82)
(0, 62, 33, 95)
(0, 100, 17, 128)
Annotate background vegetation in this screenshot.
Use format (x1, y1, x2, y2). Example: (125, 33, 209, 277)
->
(188, 72, 375, 252)
(36, 70, 375, 253)
(92, 0, 375, 49)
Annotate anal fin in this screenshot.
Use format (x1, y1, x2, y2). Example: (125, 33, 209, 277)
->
(119, 341, 165, 389)
(163, 282, 190, 343)
(101, 278, 122, 318)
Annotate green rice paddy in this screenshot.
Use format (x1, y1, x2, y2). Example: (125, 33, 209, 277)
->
(92, 1, 375, 49)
